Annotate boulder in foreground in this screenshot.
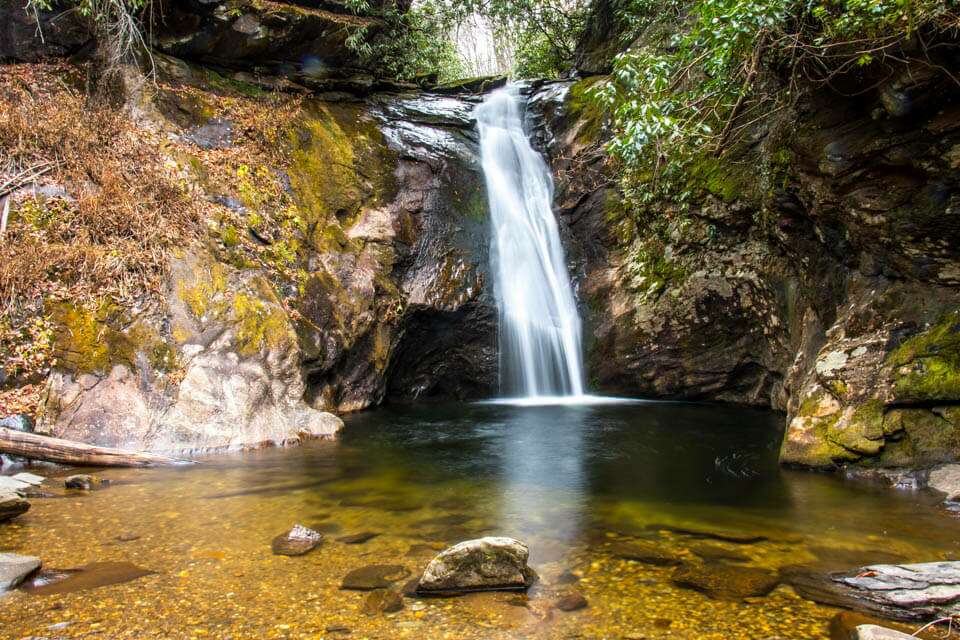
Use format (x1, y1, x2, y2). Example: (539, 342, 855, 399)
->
(0, 553, 40, 590)
(787, 561, 960, 621)
(416, 537, 537, 595)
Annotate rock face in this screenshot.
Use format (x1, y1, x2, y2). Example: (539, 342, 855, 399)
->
(151, 0, 382, 81)
(30, 56, 495, 452)
(787, 561, 960, 621)
(416, 537, 537, 594)
(0, 553, 41, 590)
(530, 22, 960, 470)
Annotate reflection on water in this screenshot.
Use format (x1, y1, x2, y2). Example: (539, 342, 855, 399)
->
(1, 401, 958, 639)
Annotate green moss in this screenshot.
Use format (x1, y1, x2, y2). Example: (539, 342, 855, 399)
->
(687, 155, 748, 204)
(624, 238, 687, 300)
(222, 225, 241, 248)
(828, 379, 849, 396)
(49, 300, 178, 375)
(204, 69, 268, 98)
(887, 311, 960, 402)
(876, 407, 960, 467)
(566, 77, 607, 145)
(286, 103, 396, 254)
(177, 261, 228, 321)
(232, 292, 292, 357)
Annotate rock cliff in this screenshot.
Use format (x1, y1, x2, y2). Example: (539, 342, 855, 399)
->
(528, 11, 960, 470)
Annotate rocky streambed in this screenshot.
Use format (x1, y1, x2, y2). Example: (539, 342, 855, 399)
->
(3, 402, 960, 638)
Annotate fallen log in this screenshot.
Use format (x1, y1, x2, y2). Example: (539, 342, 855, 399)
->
(0, 427, 190, 467)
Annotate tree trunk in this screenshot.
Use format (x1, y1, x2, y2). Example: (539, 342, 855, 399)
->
(0, 428, 190, 467)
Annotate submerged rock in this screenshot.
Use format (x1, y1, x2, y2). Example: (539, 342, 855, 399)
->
(337, 531, 379, 545)
(271, 524, 323, 556)
(0, 493, 29, 522)
(416, 537, 537, 595)
(64, 474, 107, 491)
(0, 553, 41, 590)
(786, 561, 960, 621)
(554, 591, 588, 611)
(673, 562, 779, 601)
(854, 626, 915, 640)
(341, 565, 410, 591)
(21, 561, 153, 595)
(362, 589, 404, 615)
(609, 540, 683, 566)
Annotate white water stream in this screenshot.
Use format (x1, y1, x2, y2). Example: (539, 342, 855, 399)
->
(476, 85, 586, 400)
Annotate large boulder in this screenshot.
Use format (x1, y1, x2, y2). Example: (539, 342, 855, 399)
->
(786, 561, 960, 621)
(0, 553, 41, 590)
(416, 537, 537, 595)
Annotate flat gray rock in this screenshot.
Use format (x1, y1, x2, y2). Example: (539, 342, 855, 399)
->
(0, 553, 41, 590)
(854, 625, 915, 639)
(786, 561, 960, 621)
(0, 476, 30, 493)
(11, 473, 44, 486)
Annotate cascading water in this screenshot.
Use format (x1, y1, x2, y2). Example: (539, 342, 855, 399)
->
(476, 85, 586, 399)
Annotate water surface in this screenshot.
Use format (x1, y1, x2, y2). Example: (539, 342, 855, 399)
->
(1, 402, 957, 639)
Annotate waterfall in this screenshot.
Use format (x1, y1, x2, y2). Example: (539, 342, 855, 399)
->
(476, 85, 586, 399)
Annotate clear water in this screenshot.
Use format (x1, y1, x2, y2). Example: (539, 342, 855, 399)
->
(2, 402, 958, 638)
(476, 86, 585, 398)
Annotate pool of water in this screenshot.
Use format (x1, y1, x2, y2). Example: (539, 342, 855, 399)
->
(1, 401, 957, 639)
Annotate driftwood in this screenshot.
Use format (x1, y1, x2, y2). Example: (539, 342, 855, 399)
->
(0, 427, 190, 467)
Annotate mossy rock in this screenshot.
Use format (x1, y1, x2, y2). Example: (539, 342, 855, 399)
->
(287, 102, 397, 253)
(887, 312, 960, 402)
(49, 301, 178, 376)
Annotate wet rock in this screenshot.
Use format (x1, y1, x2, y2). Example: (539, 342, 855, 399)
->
(609, 540, 683, 566)
(406, 543, 443, 557)
(829, 611, 939, 640)
(0, 493, 30, 522)
(337, 532, 379, 544)
(0, 414, 34, 432)
(672, 562, 779, 601)
(312, 522, 342, 534)
(785, 561, 960, 621)
(362, 589, 404, 615)
(0, 476, 32, 492)
(854, 626, 915, 640)
(341, 565, 410, 591)
(20, 561, 153, 595)
(416, 537, 537, 595)
(928, 464, 960, 501)
(11, 472, 44, 486)
(64, 474, 107, 491)
(554, 591, 588, 611)
(690, 543, 750, 563)
(554, 570, 580, 585)
(271, 524, 323, 556)
(413, 514, 473, 528)
(0, 553, 41, 590)
(644, 524, 767, 544)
